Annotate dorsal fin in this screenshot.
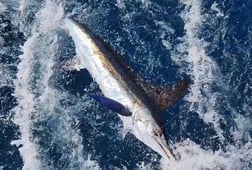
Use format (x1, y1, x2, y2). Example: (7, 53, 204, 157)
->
(138, 79, 191, 111)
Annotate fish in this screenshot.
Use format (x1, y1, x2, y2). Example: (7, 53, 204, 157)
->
(64, 17, 190, 162)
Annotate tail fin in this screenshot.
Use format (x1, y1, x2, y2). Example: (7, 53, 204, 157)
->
(140, 79, 191, 111)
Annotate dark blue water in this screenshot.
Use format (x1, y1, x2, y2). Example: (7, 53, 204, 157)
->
(0, 0, 251, 169)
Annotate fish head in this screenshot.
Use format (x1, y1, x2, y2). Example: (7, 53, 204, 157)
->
(132, 106, 176, 161)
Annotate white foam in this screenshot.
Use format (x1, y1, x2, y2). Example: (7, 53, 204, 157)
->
(155, 21, 175, 50)
(12, 34, 41, 170)
(11, 0, 64, 169)
(233, 114, 252, 142)
(139, 0, 152, 8)
(35, 0, 64, 34)
(174, 0, 225, 139)
(166, 140, 228, 170)
(162, 137, 251, 169)
(51, 99, 97, 169)
(116, 0, 126, 9)
(116, 0, 152, 9)
(155, 0, 252, 169)
(0, 5, 15, 88)
(211, 2, 224, 17)
(82, 154, 100, 170)
(0, 64, 14, 87)
(0, 2, 6, 13)
(11, 1, 101, 169)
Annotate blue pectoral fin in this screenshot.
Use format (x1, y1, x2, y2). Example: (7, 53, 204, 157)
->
(89, 93, 132, 116)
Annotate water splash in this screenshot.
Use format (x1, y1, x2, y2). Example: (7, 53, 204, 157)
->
(176, 0, 223, 130)
(10, 0, 102, 169)
(11, 33, 41, 170)
(161, 0, 252, 169)
(0, 2, 6, 13)
(11, 0, 63, 169)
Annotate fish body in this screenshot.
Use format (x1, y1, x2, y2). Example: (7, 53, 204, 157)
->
(64, 18, 190, 161)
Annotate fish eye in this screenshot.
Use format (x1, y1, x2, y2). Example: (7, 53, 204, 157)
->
(153, 128, 162, 137)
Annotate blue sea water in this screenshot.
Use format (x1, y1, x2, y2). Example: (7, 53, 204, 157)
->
(0, 0, 251, 169)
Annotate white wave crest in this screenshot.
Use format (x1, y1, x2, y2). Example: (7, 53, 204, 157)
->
(11, 0, 64, 169)
(11, 34, 41, 170)
(11, 0, 101, 169)
(0, 2, 6, 13)
(175, 0, 225, 137)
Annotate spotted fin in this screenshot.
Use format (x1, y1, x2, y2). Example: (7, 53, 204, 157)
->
(89, 93, 132, 116)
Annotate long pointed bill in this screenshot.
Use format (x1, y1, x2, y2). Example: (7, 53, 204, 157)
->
(151, 135, 176, 161)
(131, 123, 175, 161)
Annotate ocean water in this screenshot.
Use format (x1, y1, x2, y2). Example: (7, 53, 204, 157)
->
(0, 0, 251, 169)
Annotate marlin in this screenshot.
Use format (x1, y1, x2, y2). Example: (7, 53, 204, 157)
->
(64, 18, 190, 162)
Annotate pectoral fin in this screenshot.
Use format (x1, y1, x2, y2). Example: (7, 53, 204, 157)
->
(89, 93, 132, 116)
